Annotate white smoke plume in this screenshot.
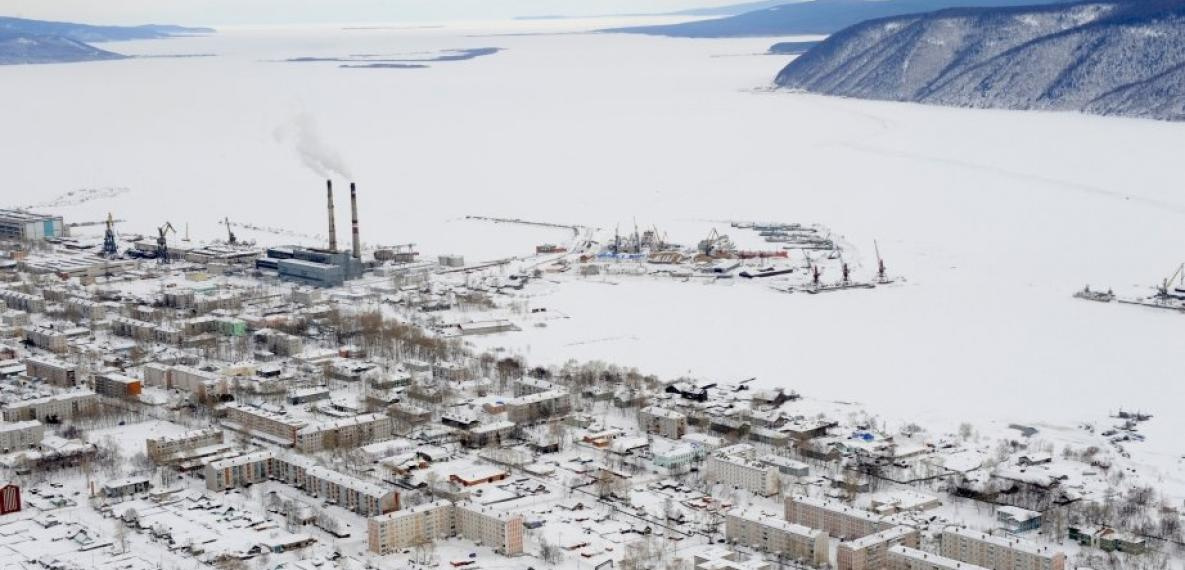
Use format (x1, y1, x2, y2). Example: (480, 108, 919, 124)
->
(274, 113, 352, 180)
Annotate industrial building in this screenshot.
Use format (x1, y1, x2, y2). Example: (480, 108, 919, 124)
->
(256, 180, 366, 287)
(0, 209, 64, 241)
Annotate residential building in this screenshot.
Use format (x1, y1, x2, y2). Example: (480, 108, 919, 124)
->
(0, 420, 44, 452)
(146, 428, 225, 463)
(706, 444, 781, 497)
(1, 390, 98, 422)
(504, 388, 571, 424)
(296, 413, 393, 452)
(93, 372, 142, 399)
(940, 527, 1066, 570)
(639, 406, 688, 439)
(888, 545, 991, 570)
(205, 452, 398, 517)
(368, 500, 455, 554)
(785, 495, 894, 540)
(367, 500, 523, 556)
(725, 509, 828, 566)
(222, 402, 308, 446)
(455, 503, 524, 556)
(838, 526, 921, 570)
(25, 357, 78, 387)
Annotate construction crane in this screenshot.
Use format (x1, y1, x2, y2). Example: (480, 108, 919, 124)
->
(224, 217, 238, 246)
(156, 222, 176, 263)
(101, 212, 119, 258)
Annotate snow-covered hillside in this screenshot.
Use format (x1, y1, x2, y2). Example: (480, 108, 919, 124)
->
(775, 0, 1185, 121)
(0, 31, 127, 65)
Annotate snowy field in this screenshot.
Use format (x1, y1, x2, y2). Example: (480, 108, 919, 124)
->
(3, 18, 1185, 486)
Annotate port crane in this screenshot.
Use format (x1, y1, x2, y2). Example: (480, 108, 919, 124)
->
(1157, 262, 1185, 299)
(874, 240, 891, 284)
(101, 213, 119, 258)
(156, 222, 176, 263)
(224, 217, 238, 246)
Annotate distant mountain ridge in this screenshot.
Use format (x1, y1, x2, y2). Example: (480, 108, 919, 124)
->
(0, 17, 212, 42)
(606, 0, 1069, 37)
(774, 0, 1185, 121)
(0, 16, 212, 65)
(0, 30, 127, 64)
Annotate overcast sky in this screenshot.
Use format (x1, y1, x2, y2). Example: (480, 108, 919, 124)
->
(4, 0, 742, 26)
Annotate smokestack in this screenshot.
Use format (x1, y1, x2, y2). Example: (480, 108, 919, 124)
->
(350, 182, 361, 260)
(326, 179, 338, 252)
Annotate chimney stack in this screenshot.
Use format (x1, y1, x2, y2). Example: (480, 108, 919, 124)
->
(326, 179, 338, 252)
(350, 182, 361, 260)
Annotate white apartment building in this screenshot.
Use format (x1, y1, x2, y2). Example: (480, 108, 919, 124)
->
(725, 509, 828, 565)
(888, 545, 991, 570)
(705, 444, 781, 496)
(368, 501, 524, 556)
(784, 495, 895, 540)
(0, 420, 44, 452)
(940, 527, 1066, 570)
(1, 390, 98, 422)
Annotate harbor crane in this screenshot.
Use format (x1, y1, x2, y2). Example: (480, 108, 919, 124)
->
(101, 212, 119, 258)
(874, 240, 889, 283)
(156, 221, 176, 263)
(1157, 262, 1185, 299)
(224, 217, 238, 246)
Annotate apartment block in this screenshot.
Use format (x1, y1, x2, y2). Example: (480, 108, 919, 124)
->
(1, 390, 98, 422)
(368, 500, 455, 554)
(504, 388, 571, 424)
(25, 357, 78, 387)
(725, 509, 828, 566)
(455, 503, 524, 556)
(0, 420, 44, 452)
(639, 406, 688, 439)
(205, 452, 398, 517)
(888, 546, 991, 570)
(839, 526, 921, 570)
(785, 495, 894, 540)
(367, 500, 523, 556)
(94, 372, 142, 399)
(940, 527, 1066, 570)
(706, 443, 781, 497)
(222, 402, 308, 446)
(296, 413, 393, 452)
(24, 327, 67, 353)
(146, 428, 225, 463)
